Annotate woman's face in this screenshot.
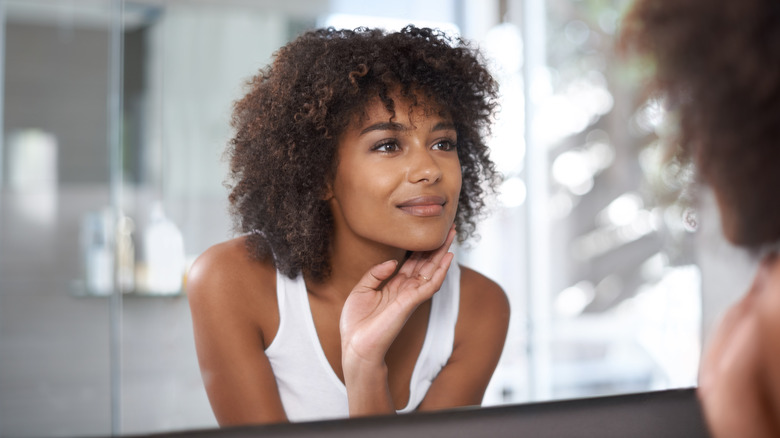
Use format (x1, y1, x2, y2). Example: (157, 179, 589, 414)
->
(327, 94, 462, 254)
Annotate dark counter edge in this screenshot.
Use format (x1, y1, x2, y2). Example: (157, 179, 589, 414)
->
(117, 387, 711, 438)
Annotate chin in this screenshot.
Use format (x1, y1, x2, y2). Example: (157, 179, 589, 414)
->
(398, 229, 450, 252)
(404, 242, 443, 253)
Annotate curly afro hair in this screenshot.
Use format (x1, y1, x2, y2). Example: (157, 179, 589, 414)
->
(226, 25, 500, 280)
(621, 0, 780, 248)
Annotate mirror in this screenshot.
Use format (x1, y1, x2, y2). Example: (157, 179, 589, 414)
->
(2, 0, 745, 436)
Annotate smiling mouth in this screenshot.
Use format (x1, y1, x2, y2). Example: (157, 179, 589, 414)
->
(397, 196, 446, 217)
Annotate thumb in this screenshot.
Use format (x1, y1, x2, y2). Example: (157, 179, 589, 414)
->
(354, 260, 398, 292)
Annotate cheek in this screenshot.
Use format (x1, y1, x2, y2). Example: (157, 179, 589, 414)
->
(332, 164, 396, 210)
(451, 163, 463, 197)
(443, 163, 462, 220)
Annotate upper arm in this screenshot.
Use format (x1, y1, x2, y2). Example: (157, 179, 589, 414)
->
(418, 265, 510, 410)
(186, 239, 288, 425)
(756, 263, 780, 431)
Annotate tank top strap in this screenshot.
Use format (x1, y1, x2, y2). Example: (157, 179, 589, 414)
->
(265, 269, 290, 353)
(398, 261, 461, 413)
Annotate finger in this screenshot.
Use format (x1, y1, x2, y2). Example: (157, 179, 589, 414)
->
(417, 271, 433, 282)
(353, 260, 398, 293)
(413, 251, 455, 300)
(417, 226, 456, 276)
(398, 251, 425, 278)
(417, 250, 454, 285)
(399, 225, 457, 278)
(388, 252, 453, 311)
(430, 225, 457, 264)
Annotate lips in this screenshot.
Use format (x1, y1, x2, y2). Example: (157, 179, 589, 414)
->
(397, 195, 446, 217)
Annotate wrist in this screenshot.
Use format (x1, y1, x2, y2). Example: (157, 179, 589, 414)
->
(341, 347, 388, 380)
(342, 362, 393, 416)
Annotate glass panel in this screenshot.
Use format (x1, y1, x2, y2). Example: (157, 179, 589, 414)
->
(0, 1, 115, 436)
(539, 0, 700, 401)
(463, 0, 703, 405)
(117, 2, 319, 434)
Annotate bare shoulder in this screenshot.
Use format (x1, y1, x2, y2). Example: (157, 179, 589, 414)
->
(755, 256, 780, 317)
(753, 256, 780, 431)
(186, 236, 278, 338)
(188, 236, 275, 297)
(456, 265, 510, 341)
(756, 256, 780, 329)
(458, 265, 510, 319)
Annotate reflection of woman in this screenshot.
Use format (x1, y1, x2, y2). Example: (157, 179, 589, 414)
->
(187, 26, 510, 425)
(622, 1, 780, 436)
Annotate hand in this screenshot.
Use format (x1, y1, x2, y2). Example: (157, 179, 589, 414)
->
(339, 226, 456, 369)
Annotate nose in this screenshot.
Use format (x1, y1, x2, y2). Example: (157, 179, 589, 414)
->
(408, 147, 442, 184)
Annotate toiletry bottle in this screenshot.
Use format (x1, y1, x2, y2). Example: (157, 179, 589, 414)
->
(116, 214, 136, 293)
(143, 202, 185, 295)
(82, 209, 114, 296)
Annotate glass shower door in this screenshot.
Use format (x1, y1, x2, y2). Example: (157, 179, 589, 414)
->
(0, 1, 119, 435)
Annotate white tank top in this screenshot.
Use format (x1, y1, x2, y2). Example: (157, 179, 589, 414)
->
(264, 262, 461, 422)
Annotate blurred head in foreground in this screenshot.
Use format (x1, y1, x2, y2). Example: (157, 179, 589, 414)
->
(621, 0, 780, 250)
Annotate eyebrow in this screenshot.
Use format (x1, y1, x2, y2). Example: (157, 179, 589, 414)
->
(359, 121, 456, 136)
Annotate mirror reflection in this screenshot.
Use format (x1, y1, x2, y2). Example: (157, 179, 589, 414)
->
(2, 0, 738, 436)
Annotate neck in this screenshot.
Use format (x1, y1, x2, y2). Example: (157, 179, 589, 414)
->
(306, 235, 407, 303)
(756, 241, 780, 261)
(747, 252, 780, 296)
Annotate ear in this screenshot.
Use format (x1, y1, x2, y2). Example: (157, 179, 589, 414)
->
(322, 183, 334, 201)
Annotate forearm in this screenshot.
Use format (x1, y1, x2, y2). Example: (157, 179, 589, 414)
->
(338, 236, 456, 417)
(342, 353, 396, 417)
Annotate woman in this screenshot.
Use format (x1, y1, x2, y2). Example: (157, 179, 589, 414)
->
(186, 26, 510, 425)
(621, 1, 780, 436)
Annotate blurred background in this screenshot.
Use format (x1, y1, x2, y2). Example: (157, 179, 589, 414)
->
(0, 0, 759, 436)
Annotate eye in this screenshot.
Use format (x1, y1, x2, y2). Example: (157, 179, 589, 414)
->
(432, 139, 457, 152)
(371, 140, 400, 153)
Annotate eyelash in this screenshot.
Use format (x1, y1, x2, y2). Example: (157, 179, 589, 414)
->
(433, 140, 457, 152)
(371, 139, 458, 153)
(372, 140, 400, 153)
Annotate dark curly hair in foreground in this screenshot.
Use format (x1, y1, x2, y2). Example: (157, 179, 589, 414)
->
(226, 26, 500, 280)
(621, 0, 780, 248)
